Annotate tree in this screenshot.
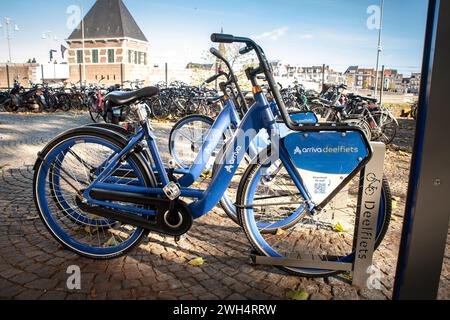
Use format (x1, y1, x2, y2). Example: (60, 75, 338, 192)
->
(200, 43, 258, 91)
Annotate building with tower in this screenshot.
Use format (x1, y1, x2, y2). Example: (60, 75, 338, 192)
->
(66, 0, 150, 85)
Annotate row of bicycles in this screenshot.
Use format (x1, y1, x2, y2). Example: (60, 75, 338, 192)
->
(33, 34, 392, 278)
(0, 80, 88, 113)
(275, 82, 398, 145)
(0, 79, 149, 115)
(148, 81, 222, 121)
(82, 80, 222, 124)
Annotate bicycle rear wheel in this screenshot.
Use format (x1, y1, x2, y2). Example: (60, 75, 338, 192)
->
(372, 111, 398, 145)
(33, 128, 154, 259)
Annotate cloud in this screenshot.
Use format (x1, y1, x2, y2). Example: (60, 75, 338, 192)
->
(254, 27, 289, 41)
(299, 34, 315, 40)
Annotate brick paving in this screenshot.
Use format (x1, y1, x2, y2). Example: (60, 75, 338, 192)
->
(0, 111, 448, 300)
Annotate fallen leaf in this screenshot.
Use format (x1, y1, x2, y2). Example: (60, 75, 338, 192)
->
(286, 289, 309, 300)
(200, 170, 212, 178)
(188, 257, 205, 267)
(399, 151, 410, 157)
(333, 223, 346, 233)
(104, 235, 120, 247)
(392, 200, 398, 210)
(276, 228, 286, 236)
(341, 272, 353, 281)
(84, 225, 98, 235)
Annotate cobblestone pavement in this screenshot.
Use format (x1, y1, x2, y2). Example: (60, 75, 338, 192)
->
(0, 111, 448, 300)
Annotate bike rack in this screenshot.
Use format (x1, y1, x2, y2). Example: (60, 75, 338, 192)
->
(252, 142, 386, 288)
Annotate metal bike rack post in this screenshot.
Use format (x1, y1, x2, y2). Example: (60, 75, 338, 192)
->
(393, 0, 450, 300)
(253, 142, 386, 289)
(352, 142, 385, 287)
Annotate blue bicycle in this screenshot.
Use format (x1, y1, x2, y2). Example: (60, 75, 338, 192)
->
(33, 34, 391, 277)
(169, 47, 318, 227)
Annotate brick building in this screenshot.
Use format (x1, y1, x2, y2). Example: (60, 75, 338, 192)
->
(344, 66, 406, 92)
(0, 63, 40, 88)
(66, 0, 150, 85)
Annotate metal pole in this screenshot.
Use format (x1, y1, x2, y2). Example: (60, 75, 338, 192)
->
(79, 64, 82, 85)
(41, 64, 44, 84)
(322, 64, 326, 88)
(393, 0, 450, 300)
(120, 63, 124, 87)
(4, 18, 13, 63)
(215, 61, 218, 90)
(6, 64, 10, 89)
(165, 62, 168, 86)
(374, 0, 385, 96)
(78, 1, 86, 83)
(380, 65, 385, 104)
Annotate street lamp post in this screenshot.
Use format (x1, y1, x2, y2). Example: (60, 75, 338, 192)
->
(77, 0, 86, 84)
(0, 17, 20, 63)
(42, 31, 59, 62)
(373, 0, 385, 97)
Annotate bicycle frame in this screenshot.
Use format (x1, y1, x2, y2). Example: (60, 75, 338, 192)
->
(175, 96, 259, 187)
(82, 90, 308, 219)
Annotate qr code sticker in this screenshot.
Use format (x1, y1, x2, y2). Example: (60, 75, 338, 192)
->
(314, 182, 326, 194)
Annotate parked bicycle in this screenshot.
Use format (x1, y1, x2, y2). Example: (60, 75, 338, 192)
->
(1, 79, 45, 113)
(33, 34, 391, 278)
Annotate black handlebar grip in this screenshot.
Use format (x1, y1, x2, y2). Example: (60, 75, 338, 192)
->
(211, 33, 235, 43)
(239, 46, 253, 55)
(205, 73, 222, 84)
(209, 47, 222, 58)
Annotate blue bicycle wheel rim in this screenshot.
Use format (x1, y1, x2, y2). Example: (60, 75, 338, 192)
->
(243, 166, 387, 273)
(50, 151, 114, 228)
(36, 135, 146, 257)
(170, 116, 213, 170)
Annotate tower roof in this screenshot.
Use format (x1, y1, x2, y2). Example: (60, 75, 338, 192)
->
(67, 0, 148, 42)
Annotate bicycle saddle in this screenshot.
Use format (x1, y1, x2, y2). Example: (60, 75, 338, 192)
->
(105, 87, 159, 106)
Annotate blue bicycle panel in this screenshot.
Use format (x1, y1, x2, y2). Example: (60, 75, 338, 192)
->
(290, 112, 318, 124)
(254, 106, 319, 156)
(283, 131, 370, 205)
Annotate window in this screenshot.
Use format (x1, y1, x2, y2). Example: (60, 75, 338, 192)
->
(76, 50, 83, 64)
(129, 50, 135, 64)
(140, 52, 146, 65)
(134, 51, 138, 64)
(144, 53, 147, 65)
(108, 49, 115, 63)
(92, 49, 99, 63)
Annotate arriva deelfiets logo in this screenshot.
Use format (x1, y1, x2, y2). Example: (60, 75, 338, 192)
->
(294, 146, 359, 155)
(225, 146, 242, 173)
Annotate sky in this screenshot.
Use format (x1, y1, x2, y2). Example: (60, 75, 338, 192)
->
(0, 0, 429, 76)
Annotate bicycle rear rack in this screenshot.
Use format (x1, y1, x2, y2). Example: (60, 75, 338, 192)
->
(252, 142, 386, 288)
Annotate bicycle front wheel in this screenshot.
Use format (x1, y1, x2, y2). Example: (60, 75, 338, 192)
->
(237, 147, 392, 277)
(169, 115, 220, 170)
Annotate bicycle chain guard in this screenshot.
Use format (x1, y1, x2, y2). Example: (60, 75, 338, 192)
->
(76, 192, 192, 237)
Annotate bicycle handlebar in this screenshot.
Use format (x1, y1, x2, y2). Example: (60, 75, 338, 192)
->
(211, 33, 236, 43)
(204, 71, 227, 84)
(208, 46, 248, 111)
(211, 33, 300, 132)
(239, 46, 253, 55)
